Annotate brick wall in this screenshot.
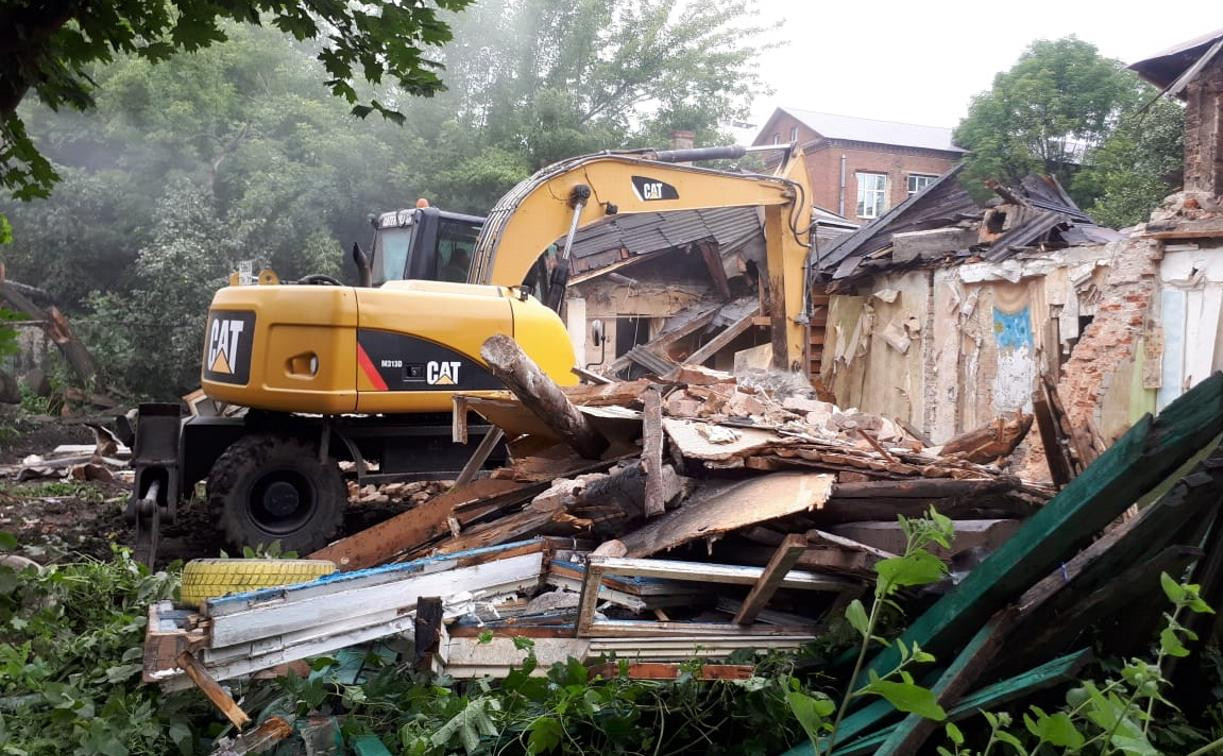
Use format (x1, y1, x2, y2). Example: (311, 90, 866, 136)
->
(1184, 56, 1223, 196)
(1057, 238, 1163, 443)
(802, 144, 960, 222)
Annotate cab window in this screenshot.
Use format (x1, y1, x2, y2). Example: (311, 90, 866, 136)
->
(436, 219, 479, 283)
(373, 226, 414, 284)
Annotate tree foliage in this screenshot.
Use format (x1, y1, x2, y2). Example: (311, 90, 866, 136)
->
(0, 0, 471, 206)
(954, 36, 1182, 222)
(1, 0, 768, 397)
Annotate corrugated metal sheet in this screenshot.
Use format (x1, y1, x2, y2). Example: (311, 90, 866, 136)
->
(568, 207, 762, 273)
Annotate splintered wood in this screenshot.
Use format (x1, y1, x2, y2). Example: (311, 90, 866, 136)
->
(155, 340, 1052, 688)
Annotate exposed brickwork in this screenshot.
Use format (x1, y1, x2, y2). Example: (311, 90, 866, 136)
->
(1184, 56, 1223, 196)
(754, 111, 961, 223)
(1057, 238, 1163, 439)
(801, 144, 960, 221)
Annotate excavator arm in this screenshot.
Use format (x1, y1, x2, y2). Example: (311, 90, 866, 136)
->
(469, 146, 818, 370)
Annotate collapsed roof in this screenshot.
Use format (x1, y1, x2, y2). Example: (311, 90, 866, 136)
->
(818, 165, 1120, 285)
(1128, 28, 1223, 95)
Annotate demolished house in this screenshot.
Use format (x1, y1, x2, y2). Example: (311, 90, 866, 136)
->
(806, 27, 1223, 487)
(566, 205, 856, 381)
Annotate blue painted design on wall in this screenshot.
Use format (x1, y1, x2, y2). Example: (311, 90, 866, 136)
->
(993, 306, 1033, 351)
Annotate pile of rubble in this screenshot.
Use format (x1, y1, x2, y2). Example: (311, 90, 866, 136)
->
(145, 336, 1049, 688)
(142, 335, 1223, 752)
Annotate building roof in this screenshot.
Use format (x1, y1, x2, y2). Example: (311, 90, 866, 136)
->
(819, 168, 1119, 283)
(567, 207, 763, 275)
(1129, 28, 1223, 91)
(759, 107, 965, 153)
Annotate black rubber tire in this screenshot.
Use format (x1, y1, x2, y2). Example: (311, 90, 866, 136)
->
(207, 434, 345, 554)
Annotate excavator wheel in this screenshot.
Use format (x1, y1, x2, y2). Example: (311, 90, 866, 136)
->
(207, 434, 346, 554)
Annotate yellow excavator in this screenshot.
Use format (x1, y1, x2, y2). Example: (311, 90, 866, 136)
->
(126, 143, 819, 563)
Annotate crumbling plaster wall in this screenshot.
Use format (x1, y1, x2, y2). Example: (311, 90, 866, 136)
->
(821, 243, 1135, 479)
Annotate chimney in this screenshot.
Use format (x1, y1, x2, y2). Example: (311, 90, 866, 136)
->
(669, 130, 695, 151)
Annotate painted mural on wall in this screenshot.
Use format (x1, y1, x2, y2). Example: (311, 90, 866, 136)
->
(992, 304, 1035, 412)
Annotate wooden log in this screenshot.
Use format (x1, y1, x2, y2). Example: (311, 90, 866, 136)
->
(861, 372, 1223, 683)
(481, 334, 609, 459)
(176, 650, 251, 729)
(0, 281, 99, 386)
(698, 240, 732, 300)
(830, 478, 1021, 499)
(641, 385, 666, 518)
(734, 534, 809, 624)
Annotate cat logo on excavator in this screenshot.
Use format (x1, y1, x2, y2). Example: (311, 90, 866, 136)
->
(204, 311, 254, 384)
(426, 360, 461, 385)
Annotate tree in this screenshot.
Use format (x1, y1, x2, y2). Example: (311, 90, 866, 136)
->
(1073, 99, 1184, 228)
(0, 0, 471, 205)
(954, 37, 1162, 207)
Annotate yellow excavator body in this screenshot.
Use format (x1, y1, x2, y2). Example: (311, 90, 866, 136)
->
(200, 279, 577, 414)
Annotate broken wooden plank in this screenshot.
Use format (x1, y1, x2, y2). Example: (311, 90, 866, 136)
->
(698, 240, 733, 300)
(937, 412, 1033, 464)
(641, 385, 666, 518)
(734, 534, 809, 625)
(672, 302, 761, 370)
(861, 372, 1223, 683)
(176, 650, 252, 729)
(1033, 392, 1073, 487)
(414, 596, 444, 672)
(480, 334, 609, 459)
(874, 608, 1015, 755)
(825, 650, 1094, 756)
(615, 472, 835, 558)
(310, 478, 542, 570)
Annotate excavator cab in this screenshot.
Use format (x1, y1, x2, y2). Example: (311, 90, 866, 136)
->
(368, 205, 484, 285)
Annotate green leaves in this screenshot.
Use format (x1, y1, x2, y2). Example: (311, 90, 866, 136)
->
(1024, 707, 1085, 749)
(860, 678, 946, 721)
(875, 551, 947, 595)
(526, 715, 562, 753)
(845, 598, 869, 639)
(785, 687, 835, 747)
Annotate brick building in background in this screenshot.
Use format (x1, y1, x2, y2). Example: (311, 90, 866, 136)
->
(752, 107, 964, 224)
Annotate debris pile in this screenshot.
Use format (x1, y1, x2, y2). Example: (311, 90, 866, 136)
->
(145, 335, 1049, 692)
(142, 337, 1223, 753)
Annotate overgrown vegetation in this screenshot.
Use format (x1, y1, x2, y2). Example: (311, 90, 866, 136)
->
(955, 36, 1183, 227)
(2, 0, 769, 398)
(7, 508, 1223, 754)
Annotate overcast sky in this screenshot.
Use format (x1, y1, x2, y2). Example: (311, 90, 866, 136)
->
(733, 1, 1218, 139)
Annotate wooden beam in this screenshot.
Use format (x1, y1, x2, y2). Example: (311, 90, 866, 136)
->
(699, 240, 732, 300)
(605, 306, 720, 375)
(734, 534, 809, 624)
(414, 596, 444, 672)
(641, 385, 666, 518)
(861, 373, 1223, 683)
(874, 608, 1014, 755)
(672, 302, 761, 370)
(176, 650, 252, 729)
(481, 334, 609, 459)
(1033, 393, 1073, 487)
(309, 478, 540, 570)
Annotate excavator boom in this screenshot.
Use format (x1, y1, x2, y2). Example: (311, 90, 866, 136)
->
(470, 147, 817, 370)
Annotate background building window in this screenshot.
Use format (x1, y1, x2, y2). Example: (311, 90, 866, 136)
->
(856, 172, 887, 218)
(772, 133, 780, 144)
(789, 125, 798, 142)
(907, 173, 937, 195)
